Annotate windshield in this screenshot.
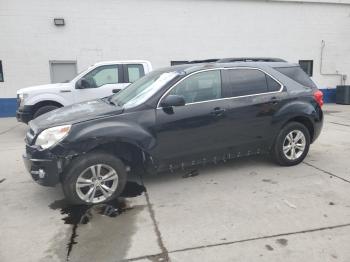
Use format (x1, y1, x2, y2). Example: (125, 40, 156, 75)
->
(110, 70, 179, 108)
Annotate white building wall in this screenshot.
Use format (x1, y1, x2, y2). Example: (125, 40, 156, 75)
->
(0, 0, 350, 98)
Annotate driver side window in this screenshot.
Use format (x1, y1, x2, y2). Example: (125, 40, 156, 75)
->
(83, 65, 120, 88)
(168, 70, 222, 104)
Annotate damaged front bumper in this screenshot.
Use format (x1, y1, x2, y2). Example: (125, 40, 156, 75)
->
(23, 145, 62, 187)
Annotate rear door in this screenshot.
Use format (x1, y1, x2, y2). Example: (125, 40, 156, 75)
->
(221, 68, 285, 152)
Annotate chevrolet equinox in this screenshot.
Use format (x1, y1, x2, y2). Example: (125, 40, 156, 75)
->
(23, 60, 324, 205)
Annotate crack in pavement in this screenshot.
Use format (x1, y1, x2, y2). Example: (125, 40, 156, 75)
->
(139, 174, 169, 262)
(329, 121, 350, 128)
(0, 124, 21, 136)
(169, 223, 350, 255)
(0, 178, 6, 183)
(126, 223, 350, 261)
(303, 161, 350, 183)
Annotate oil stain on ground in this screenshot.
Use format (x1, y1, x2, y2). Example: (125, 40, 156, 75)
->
(0, 178, 6, 183)
(49, 181, 146, 261)
(276, 238, 288, 246)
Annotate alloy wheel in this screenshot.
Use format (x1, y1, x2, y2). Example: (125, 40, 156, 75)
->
(282, 130, 306, 160)
(75, 164, 119, 204)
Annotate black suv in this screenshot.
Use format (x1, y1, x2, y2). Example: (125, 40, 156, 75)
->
(23, 60, 324, 205)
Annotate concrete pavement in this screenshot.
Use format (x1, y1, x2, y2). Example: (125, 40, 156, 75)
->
(0, 104, 349, 262)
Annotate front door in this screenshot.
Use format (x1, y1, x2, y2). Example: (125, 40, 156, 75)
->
(74, 64, 128, 102)
(151, 70, 233, 169)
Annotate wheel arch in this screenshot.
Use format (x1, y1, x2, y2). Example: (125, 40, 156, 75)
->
(33, 100, 63, 114)
(88, 140, 146, 168)
(283, 116, 314, 142)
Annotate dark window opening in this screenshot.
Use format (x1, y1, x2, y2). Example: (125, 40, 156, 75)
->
(171, 61, 189, 66)
(0, 61, 3, 82)
(299, 60, 313, 77)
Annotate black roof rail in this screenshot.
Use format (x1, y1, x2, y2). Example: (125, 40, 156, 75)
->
(217, 57, 286, 63)
(186, 59, 220, 64)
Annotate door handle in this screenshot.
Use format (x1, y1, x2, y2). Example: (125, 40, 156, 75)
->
(210, 107, 226, 116)
(269, 96, 279, 105)
(112, 89, 121, 94)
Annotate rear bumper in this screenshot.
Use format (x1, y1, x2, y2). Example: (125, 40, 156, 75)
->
(16, 105, 35, 124)
(312, 107, 324, 143)
(23, 145, 61, 187)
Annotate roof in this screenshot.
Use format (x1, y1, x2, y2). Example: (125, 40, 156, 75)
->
(217, 57, 286, 63)
(93, 60, 151, 66)
(158, 61, 299, 75)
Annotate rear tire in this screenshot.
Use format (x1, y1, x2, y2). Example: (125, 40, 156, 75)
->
(33, 105, 59, 119)
(62, 152, 127, 205)
(272, 122, 310, 166)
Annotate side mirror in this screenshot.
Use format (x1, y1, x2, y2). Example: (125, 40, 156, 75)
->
(160, 95, 186, 108)
(75, 78, 90, 89)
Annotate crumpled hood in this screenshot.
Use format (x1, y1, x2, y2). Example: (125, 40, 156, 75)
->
(30, 99, 123, 132)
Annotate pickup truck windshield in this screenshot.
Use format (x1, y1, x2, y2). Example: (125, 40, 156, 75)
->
(110, 70, 179, 108)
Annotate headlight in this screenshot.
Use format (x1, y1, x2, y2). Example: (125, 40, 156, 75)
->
(35, 125, 71, 149)
(18, 93, 28, 99)
(18, 93, 28, 107)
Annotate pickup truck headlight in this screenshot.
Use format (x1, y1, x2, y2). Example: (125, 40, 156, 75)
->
(17, 93, 28, 107)
(35, 125, 71, 149)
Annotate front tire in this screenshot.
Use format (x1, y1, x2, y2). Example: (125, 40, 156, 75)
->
(272, 122, 310, 166)
(33, 105, 59, 119)
(62, 152, 127, 205)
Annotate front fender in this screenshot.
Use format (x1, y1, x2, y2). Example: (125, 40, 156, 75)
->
(25, 93, 70, 107)
(60, 119, 156, 155)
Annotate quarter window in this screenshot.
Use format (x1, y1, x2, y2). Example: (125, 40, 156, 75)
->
(274, 66, 317, 89)
(168, 70, 222, 103)
(126, 64, 145, 83)
(266, 75, 281, 92)
(222, 69, 268, 98)
(83, 65, 119, 88)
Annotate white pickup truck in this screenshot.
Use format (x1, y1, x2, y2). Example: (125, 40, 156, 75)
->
(16, 60, 152, 123)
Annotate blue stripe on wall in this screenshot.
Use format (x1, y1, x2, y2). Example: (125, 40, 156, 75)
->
(0, 98, 17, 117)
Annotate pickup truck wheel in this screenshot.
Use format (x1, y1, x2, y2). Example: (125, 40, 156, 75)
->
(62, 152, 127, 205)
(33, 105, 59, 119)
(272, 122, 310, 166)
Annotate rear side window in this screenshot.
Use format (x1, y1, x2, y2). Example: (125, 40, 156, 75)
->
(222, 69, 268, 97)
(274, 66, 317, 89)
(125, 64, 145, 83)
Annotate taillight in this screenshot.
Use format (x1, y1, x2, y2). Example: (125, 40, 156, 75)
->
(314, 90, 324, 108)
